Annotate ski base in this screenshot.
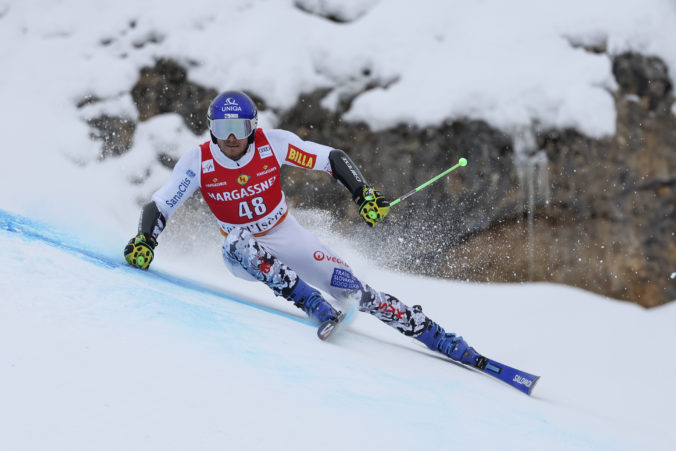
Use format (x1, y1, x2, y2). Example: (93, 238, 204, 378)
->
(474, 356, 540, 395)
(317, 311, 346, 340)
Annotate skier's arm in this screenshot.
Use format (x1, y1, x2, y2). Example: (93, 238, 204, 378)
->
(137, 201, 166, 247)
(327, 149, 368, 198)
(125, 147, 201, 269)
(149, 146, 201, 225)
(124, 201, 164, 270)
(327, 149, 390, 227)
(265, 129, 390, 227)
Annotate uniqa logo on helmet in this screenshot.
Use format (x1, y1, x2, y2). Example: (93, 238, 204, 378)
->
(220, 97, 243, 112)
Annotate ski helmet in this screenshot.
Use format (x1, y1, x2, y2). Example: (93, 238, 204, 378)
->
(207, 90, 258, 144)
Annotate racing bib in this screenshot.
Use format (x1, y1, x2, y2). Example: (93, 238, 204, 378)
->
(199, 131, 287, 236)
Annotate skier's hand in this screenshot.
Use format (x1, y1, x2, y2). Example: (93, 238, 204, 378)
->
(354, 185, 390, 227)
(124, 233, 156, 269)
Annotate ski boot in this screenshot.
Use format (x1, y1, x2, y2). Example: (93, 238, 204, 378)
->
(416, 320, 482, 367)
(287, 278, 340, 323)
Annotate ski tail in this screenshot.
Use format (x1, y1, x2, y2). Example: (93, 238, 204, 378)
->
(317, 311, 346, 340)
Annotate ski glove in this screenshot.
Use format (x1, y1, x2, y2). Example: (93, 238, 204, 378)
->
(354, 185, 390, 227)
(124, 233, 156, 269)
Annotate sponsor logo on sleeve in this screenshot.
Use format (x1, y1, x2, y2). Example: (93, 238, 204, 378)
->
(202, 159, 215, 173)
(286, 144, 316, 169)
(340, 155, 362, 183)
(330, 268, 361, 290)
(165, 177, 192, 208)
(186, 169, 196, 178)
(258, 145, 273, 159)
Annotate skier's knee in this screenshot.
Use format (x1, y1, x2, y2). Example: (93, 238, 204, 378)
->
(222, 227, 253, 262)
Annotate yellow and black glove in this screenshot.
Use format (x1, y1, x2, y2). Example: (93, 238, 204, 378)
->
(354, 185, 390, 227)
(124, 233, 156, 269)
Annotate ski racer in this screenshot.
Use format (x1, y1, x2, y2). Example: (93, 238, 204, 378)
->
(125, 90, 481, 364)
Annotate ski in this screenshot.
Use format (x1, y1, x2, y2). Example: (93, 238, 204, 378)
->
(473, 356, 540, 395)
(317, 311, 346, 340)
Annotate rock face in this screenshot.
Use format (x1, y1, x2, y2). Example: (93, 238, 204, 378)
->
(111, 53, 675, 307)
(454, 99, 675, 307)
(131, 58, 217, 135)
(87, 115, 136, 158)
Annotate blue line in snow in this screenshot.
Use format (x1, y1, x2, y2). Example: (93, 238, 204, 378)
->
(0, 208, 311, 326)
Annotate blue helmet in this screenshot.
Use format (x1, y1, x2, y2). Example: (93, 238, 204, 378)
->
(207, 90, 258, 143)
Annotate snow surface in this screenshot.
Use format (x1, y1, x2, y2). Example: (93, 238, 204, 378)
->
(2, 211, 676, 451)
(2, 0, 676, 450)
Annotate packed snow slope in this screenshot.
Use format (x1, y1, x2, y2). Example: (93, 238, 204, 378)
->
(1, 209, 676, 451)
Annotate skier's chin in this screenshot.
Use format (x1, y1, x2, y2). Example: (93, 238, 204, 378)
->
(219, 143, 247, 160)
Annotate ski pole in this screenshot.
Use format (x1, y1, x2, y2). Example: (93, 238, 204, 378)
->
(389, 157, 468, 207)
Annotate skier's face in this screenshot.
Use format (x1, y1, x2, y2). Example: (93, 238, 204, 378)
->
(216, 134, 249, 160)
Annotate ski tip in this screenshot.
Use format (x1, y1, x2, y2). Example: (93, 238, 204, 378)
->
(480, 357, 540, 396)
(526, 375, 541, 396)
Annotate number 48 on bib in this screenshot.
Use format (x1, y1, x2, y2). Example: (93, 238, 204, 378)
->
(239, 197, 267, 219)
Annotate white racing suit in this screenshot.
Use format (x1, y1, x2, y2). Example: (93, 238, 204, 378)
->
(140, 128, 479, 364)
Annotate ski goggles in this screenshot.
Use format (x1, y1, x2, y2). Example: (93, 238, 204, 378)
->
(209, 118, 256, 140)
